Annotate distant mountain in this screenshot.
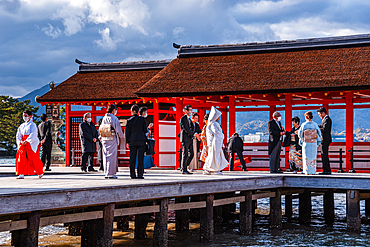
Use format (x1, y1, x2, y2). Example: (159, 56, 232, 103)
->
(236, 108, 368, 136)
(19, 83, 59, 116)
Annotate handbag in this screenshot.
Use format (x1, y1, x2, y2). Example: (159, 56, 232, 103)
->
(145, 139, 155, 156)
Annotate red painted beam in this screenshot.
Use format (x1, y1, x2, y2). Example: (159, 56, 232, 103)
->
(153, 101, 160, 167)
(229, 96, 236, 136)
(285, 93, 293, 170)
(175, 98, 183, 169)
(65, 104, 71, 167)
(346, 92, 354, 171)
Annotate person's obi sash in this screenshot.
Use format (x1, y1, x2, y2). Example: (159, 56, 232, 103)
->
(304, 129, 317, 143)
(99, 124, 115, 141)
(16, 135, 43, 175)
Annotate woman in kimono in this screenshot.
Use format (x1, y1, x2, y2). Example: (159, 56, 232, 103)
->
(203, 107, 228, 175)
(298, 111, 322, 175)
(99, 104, 124, 179)
(15, 110, 44, 179)
(284, 116, 302, 173)
(200, 114, 209, 163)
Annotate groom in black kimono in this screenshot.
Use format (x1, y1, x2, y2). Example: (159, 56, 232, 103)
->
(268, 111, 286, 173)
(317, 107, 332, 175)
(180, 105, 194, 174)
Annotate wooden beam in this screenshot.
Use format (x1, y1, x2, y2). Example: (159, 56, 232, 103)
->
(114, 205, 159, 217)
(40, 211, 103, 227)
(0, 220, 27, 232)
(252, 192, 276, 200)
(213, 196, 245, 207)
(170, 201, 206, 211)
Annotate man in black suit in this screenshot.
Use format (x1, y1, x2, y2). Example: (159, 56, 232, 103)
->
(180, 105, 194, 174)
(317, 107, 332, 175)
(126, 104, 148, 179)
(268, 111, 286, 173)
(227, 133, 247, 171)
(79, 112, 98, 172)
(38, 114, 52, 171)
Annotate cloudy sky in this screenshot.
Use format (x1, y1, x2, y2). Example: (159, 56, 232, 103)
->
(1, 0, 370, 97)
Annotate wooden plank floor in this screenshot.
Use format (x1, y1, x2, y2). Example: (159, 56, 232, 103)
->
(0, 167, 370, 216)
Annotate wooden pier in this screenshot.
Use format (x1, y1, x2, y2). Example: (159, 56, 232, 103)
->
(1, 169, 370, 246)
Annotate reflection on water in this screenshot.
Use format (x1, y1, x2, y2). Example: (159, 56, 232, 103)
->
(1, 193, 370, 246)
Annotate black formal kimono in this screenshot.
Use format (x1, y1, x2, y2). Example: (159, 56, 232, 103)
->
(319, 115, 332, 173)
(79, 120, 98, 171)
(179, 114, 194, 173)
(38, 120, 52, 170)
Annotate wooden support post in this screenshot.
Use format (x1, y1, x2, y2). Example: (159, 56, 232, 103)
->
(175, 98, 183, 169)
(347, 190, 361, 232)
(116, 216, 129, 231)
(285, 194, 293, 220)
(284, 93, 292, 171)
(221, 107, 228, 144)
(175, 197, 189, 231)
(222, 192, 235, 220)
(324, 190, 334, 224)
(189, 195, 200, 222)
(11, 211, 41, 247)
(81, 203, 115, 247)
(65, 104, 71, 166)
(68, 221, 82, 236)
(153, 100, 160, 167)
(213, 194, 223, 226)
(200, 194, 214, 243)
(154, 198, 169, 247)
(270, 189, 282, 229)
(240, 191, 253, 235)
(365, 199, 370, 218)
(346, 92, 354, 171)
(135, 201, 151, 240)
(229, 96, 236, 137)
(299, 189, 311, 224)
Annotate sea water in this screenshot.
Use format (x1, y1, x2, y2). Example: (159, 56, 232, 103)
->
(1, 193, 370, 246)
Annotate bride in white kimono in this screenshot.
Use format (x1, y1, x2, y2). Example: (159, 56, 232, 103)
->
(203, 106, 228, 175)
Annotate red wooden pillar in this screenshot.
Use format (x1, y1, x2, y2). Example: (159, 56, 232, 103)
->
(92, 105, 97, 123)
(229, 96, 236, 137)
(323, 104, 329, 114)
(285, 93, 293, 170)
(199, 108, 204, 129)
(175, 98, 183, 169)
(65, 104, 71, 167)
(153, 100, 160, 167)
(269, 105, 276, 119)
(346, 92, 354, 171)
(221, 107, 228, 144)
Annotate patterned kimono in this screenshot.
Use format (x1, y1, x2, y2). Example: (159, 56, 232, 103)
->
(288, 126, 302, 171)
(298, 120, 322, 175)
(200, 125, 208, 162)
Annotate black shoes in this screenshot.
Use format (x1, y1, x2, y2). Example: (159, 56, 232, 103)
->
(182, 171, 193, 175)
(131, 177, 145, 179)
(44, 168, 51, 171)
(319, 172, 331, 175)
(88, 169, 98, 172)
(81, 168, 87, 172)
(270, 170, 283, 173)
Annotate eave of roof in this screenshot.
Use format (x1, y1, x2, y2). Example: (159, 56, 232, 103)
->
(177, 33, 370, 58)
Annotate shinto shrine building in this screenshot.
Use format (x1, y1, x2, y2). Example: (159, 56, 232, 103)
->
(38, 33, 370, 172)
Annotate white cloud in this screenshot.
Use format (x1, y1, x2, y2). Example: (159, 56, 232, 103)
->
(271, 17, 369, 40)
(173, 27, 185, 38)
(41, 23, 61, 38)
(95, 28, 121, 51)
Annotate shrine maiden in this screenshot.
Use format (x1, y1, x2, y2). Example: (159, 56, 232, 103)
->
(15, 110, 44, 179)
(203, 106, 228, 175)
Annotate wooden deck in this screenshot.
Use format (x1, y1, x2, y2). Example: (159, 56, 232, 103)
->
(0, 169, 369, 215)
(1, 168, 370, 246)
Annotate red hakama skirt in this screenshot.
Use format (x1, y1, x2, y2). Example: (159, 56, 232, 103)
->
(15, 135, 44, 176)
